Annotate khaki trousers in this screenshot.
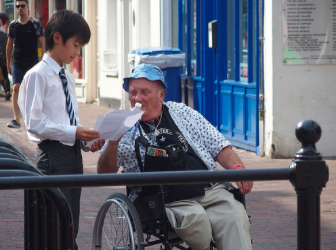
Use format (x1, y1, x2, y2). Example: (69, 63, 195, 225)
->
(165, 183, 252, 250)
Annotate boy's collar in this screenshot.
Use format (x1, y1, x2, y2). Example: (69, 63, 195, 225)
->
(42, 53, 63, 75)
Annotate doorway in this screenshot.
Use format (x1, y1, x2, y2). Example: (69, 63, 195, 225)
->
(178, 0, 260, 152)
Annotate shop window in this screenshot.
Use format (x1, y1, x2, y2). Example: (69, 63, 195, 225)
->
(227, 0, 257, 83)
(190, 0, 197, 77)
(103, 0, 118, 75)
(181, 0, 200, 77)
(227, 0, 235, 80)
(4, 0, 14, 21)
(181, 0, 188, 75)
(34, 0, 49, 29)
(33, 0, 48, 60)
(68, 0, 84, 80)
(239, 0, 248, 82)
(53, 0, 66, 13)
(252, 0, 257, 83)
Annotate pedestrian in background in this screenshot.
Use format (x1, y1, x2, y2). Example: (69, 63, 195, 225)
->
(0, 19, 10, 100)
(18, 10, 105, 250)
(0, 12, 9, 33)
(6, 0, 45, 128)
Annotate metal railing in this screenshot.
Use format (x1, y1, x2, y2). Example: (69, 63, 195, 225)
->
(0, 120, 329, 250)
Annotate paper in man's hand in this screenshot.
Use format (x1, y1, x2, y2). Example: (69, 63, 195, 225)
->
(86, 108, 144, 146)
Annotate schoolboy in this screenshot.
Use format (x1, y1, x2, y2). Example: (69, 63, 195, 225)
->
(18, 10, 104, 249)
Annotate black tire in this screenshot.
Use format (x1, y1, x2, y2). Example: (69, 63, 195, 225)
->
(92, 193, 144, 250)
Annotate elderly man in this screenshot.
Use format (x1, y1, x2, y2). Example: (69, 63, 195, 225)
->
(98, 64, 253, 250)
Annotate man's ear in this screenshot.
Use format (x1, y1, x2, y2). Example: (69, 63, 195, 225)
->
(53, 32, 62, 45)
(159, 88, 166, 101)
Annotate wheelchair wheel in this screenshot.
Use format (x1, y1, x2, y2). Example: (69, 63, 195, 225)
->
(92, 193, 144, 250)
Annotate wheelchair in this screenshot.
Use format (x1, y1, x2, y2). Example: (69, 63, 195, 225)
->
(92, 185, 246, 250)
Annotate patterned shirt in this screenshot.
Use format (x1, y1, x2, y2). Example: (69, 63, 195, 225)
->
(101, 101, 231, 200)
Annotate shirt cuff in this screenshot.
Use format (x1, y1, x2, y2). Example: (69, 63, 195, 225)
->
(64, 125, 77, 144)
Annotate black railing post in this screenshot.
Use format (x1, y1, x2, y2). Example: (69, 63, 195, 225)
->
(289, 120, 329, 250)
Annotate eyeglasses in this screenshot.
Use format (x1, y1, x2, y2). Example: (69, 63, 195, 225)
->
(15, 4, 26, 9)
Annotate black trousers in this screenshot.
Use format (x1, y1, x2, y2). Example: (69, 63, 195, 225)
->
(1, 66, 9, 92)
(35, 139, 83, 248)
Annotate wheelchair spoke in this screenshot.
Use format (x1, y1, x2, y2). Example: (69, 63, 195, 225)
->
(93, 194, 145, 250)
(100, 202, 133, 249)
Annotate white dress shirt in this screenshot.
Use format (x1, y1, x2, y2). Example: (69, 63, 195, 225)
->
(18, 53, 80, 146)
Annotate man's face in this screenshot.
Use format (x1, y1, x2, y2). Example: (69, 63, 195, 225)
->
(16, 1, 28, 17)
(128, 78, 165, 122)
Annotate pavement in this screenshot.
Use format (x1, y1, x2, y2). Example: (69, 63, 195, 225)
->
(0, 96, 335, 250)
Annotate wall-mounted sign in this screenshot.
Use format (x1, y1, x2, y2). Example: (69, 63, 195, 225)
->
(282, 0, 336, 64)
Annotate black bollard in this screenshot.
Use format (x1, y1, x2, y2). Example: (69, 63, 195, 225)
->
(289, 120, 329, 250)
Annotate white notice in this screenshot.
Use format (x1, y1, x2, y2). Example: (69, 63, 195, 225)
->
(86, 108, 144, 146)
(283, 0, 336, 64)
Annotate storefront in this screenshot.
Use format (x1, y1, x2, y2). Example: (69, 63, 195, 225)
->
(178, 0, 336, 157)
(96, 0, 163, 110)
(0, 0, 97, 103)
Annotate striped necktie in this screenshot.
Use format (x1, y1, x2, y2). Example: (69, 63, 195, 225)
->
(59, 69, 77, 126)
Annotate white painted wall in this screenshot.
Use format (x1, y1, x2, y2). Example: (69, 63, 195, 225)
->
(97, 0, 163, 109)
(97, 0, 122, 108)
(150, 0, 161, 47)
(131, 0, 161, 50)
(264, 0, 336, 157)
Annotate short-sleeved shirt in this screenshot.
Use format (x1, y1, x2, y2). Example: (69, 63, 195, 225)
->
(8, 18, 44, 71)
(101, 101, 232, 201)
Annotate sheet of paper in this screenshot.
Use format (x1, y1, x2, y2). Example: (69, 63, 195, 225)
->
(86, 108, 144, 146)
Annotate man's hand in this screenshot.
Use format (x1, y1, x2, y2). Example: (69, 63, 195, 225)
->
(216, 147, 254, 194)
(87, 139, 105, 152)
(232, 165, 253, 194)
(236, 180, 253, 194)
(76, 126, 100, 141)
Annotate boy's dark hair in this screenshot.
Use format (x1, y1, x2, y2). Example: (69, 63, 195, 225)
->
(45, 10, 91, 51)
(17, 0, 28, 3)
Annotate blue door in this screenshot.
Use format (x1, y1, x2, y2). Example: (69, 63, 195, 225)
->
(217, 0, 260, 151)
(178, 0, 260, 152)
(178, 0, 205, 114)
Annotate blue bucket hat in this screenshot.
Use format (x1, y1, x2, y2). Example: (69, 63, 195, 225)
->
(123, 64, 167, 92)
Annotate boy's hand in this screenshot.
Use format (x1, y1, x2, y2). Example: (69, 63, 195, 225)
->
(76, 126, 100, 141)
(88, 139, 105, 152)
